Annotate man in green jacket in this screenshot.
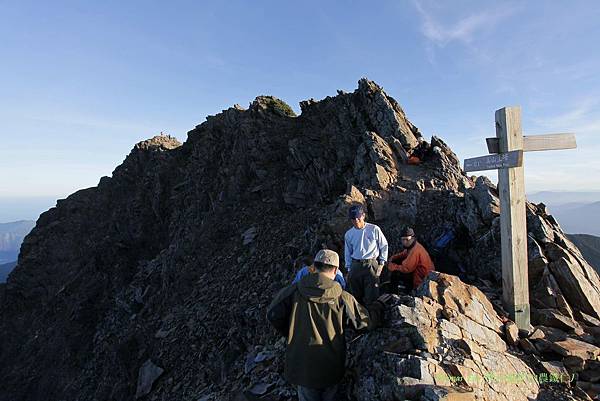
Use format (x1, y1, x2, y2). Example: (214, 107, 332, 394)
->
(267, 249, 384, 401)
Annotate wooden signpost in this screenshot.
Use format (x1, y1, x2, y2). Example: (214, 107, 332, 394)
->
(464, 106, 576, 331)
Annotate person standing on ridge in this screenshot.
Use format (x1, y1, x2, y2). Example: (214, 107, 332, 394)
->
(387, 226, 435, 292)
(267, 249, 386, 401)
(344, 205, 388, 305)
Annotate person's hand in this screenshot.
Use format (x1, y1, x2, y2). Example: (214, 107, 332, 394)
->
(376, 263, 384, 277)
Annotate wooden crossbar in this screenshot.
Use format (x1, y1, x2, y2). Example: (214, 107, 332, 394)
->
(486, 133, 576, 154)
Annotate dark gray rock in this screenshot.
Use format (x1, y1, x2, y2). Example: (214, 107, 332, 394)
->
(135, 359, 164, 399)
(532, 309, 580, 332)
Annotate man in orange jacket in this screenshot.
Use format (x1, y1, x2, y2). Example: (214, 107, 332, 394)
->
(387, 227, 435, 291)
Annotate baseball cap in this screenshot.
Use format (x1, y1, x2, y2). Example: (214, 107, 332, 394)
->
(348, 205, 365, 219)
(314, 249, 340, 268)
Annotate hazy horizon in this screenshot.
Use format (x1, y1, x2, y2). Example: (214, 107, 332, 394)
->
(0, 196, 58, 222)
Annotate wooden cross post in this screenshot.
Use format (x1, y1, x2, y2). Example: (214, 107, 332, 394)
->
(464, 106, 576, 331)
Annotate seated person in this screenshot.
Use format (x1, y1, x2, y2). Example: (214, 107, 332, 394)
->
(386, 227, 435, 291)
(293, 255, 347, 289)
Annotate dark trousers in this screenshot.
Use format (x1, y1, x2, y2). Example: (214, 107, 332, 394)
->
(297, 384, 338, 401)
(347, 259, 379, 305)
(380, 266, 413, 294)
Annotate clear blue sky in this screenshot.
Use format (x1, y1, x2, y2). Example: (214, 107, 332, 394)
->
(1, 0, 600, 220)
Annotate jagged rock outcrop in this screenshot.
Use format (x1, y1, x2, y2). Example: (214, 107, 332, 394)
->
(0, 79, 598, 401)
(352, 273, 539, 401)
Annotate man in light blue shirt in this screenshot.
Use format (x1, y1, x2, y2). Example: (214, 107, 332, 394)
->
(344, 205, 388, 305)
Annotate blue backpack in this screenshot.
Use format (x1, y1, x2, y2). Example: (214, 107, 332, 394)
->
(432, 227, 455, 253)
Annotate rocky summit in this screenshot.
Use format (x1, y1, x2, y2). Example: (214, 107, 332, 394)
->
(1, 79, 599, 401)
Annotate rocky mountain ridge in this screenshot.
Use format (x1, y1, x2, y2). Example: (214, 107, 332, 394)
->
(551, 202, 600, 236)
(1, 79, 599, 401)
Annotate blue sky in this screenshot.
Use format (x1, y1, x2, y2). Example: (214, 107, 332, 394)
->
(1, 0, 600, 220)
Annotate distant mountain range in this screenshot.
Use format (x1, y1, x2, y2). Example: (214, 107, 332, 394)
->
(527, 191, 600, 236)
(567, 234, 600, 274)
(0, 220, 36, 263)
(526, 192, 600, 272)
(0, 220, 35, 282)
(548, 202, 600, 236)
(527, 191, 600, 206)
(0, 261, 17, 283)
